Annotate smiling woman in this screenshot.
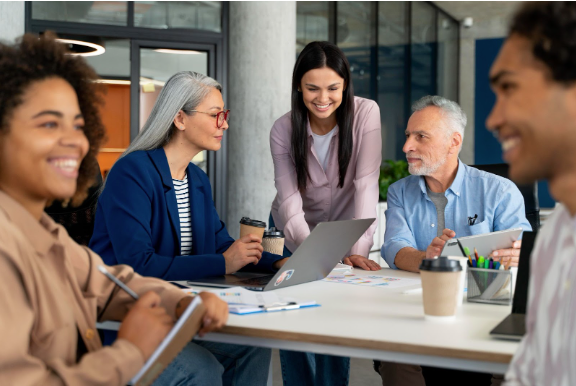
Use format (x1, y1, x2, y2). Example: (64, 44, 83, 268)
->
(0, 32, 233, 386)
(0, 32, 105, 215)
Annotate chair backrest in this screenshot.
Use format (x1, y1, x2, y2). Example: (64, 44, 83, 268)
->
(470, 163, 540, 230)
(45, 169, 103, 246)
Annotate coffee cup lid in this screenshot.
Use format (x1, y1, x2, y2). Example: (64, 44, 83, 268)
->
(419, 256, 462, 272)
(239, 217, 266, 228)
(264, 227, 284, 238)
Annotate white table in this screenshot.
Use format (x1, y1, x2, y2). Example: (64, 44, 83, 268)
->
(99, 269, 519, 374)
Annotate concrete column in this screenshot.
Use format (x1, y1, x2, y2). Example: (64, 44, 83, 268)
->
(0, 1, 25, 43)
(226, 2, 296, 237)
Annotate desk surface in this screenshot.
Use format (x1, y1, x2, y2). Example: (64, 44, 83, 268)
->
(190, 269, 519, 374)
(99, 268, 520, 373)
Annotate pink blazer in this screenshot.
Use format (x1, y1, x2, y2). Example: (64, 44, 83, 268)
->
(270, 96, 382, 257)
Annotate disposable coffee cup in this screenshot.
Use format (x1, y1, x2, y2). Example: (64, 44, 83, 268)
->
(262, 227, 285, 255)
(419, 256, 462, 321)
(239, 217, 266, 240)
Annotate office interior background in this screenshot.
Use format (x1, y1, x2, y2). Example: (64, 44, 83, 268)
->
(0, 0, 554, 239)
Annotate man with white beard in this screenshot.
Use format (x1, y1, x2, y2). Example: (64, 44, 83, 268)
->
(380, 95, 531, 273)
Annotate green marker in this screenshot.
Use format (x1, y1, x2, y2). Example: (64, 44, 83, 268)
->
(483, 256, 489, 269)
(478, 255, 485, 267)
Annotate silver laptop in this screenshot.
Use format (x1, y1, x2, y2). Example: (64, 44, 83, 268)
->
(187, 218, 375, 291)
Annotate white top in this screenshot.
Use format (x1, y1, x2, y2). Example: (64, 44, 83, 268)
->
(172, 174, 192, 255)
(505, 204, 576, 386)
(311, 126, 336, 172)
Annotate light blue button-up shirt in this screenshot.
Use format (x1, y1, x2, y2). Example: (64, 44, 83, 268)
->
(381, 160, 532, 269)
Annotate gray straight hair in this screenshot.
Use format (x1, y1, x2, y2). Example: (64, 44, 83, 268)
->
(411, 95, 467, 145)
(122, 71, 222, 158)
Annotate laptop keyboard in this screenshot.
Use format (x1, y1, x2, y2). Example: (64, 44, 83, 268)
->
(236, 275, 274, 286)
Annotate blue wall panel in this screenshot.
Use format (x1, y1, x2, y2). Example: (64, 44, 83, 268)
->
(474, 38, 555, 208)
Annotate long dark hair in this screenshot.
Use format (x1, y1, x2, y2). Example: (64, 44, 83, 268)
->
(291, 41, 354, 191)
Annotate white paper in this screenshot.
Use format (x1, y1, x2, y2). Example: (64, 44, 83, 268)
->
(208, 287, 316, 314)
(322, 273, 421, 288)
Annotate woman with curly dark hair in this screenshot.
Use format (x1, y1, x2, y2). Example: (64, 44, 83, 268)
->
(0, 33, 228, 385)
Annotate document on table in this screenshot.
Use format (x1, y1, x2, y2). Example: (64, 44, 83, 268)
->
(208, 286, 318, 315)
(322, 273, 421, 288)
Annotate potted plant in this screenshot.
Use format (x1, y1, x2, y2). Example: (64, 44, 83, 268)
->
(379, 159, 410, 202)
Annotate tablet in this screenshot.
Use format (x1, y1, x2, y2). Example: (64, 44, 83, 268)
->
(441, 228, 524, 258)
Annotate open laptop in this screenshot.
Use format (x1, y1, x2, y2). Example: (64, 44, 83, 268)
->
(490, 231, 536, 341)
(187, 218, 375, 291)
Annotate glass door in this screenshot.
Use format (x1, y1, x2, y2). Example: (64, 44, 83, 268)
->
(131, 41, 214, 173)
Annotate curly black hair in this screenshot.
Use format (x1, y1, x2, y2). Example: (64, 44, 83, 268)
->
(510, 2, 576, 85)
(0, 32, 106, 206)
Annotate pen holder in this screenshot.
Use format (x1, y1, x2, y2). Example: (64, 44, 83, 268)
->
(466, 268, 512, 305)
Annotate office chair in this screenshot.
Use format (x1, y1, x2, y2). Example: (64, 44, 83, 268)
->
(470, 163, 540, 231)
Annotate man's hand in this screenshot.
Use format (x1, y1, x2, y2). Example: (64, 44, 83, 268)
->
(425, 229, 456, 259)
(223, 234, 263, 273)
(490, 240, 522, 268)
(342, 255, 381, 271)
(118, 291, 174, 361)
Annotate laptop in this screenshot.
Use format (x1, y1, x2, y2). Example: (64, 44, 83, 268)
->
(489, 231, 537, 341)
(187, 218, 375, 291)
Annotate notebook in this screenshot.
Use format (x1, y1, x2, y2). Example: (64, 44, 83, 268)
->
(131, 296, 205, 386)
(489, 231, 536, 341)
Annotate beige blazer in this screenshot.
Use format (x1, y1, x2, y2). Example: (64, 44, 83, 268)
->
(0, 191, 188, 386)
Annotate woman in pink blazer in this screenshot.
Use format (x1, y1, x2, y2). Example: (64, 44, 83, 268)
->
(270, 41, 382, 386)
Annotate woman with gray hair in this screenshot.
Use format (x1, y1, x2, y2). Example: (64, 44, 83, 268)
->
(90, 71, 285, 385)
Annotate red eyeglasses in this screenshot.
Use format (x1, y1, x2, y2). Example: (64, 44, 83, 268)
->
(186, 109, 230, 128)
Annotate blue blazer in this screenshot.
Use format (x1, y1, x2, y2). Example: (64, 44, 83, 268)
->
(90, 148, 282, 280)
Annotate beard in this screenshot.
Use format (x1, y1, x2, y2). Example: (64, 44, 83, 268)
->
(406, 152, 449, 176)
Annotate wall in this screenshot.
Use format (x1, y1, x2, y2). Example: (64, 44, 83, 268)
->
(0, 2, 25, 43)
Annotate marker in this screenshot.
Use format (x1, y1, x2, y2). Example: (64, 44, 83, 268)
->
(463, 246, 473, 266)
(97, 265, 139, 300)
(489, 258, 494, 269)
(483, 257, 489, 269)
(472, 258, 477, 268)
(478, 255, 485, 268)
(494, 261, 501, 270)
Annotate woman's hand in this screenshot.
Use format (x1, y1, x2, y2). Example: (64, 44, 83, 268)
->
(223, 234, 263, 273)
(342, 255, 381, 271)
(175, 293, 228, 337)
(118, 291, 174, 361)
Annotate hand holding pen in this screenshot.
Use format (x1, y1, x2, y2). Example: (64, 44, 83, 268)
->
(97, 265, 174, 361)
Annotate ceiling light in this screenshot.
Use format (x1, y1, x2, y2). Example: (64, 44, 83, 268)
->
(153, 49, 203, 55)
(57, 38, 106, 57)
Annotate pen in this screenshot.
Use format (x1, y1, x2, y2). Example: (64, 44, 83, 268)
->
(259, 302, 298, 312)
(489, 258, 494, 269)
(463, 246, 473, 266)
(494, 261, 501, 270)
(483, 257, 489, 269)
(97, 265, 139, 300)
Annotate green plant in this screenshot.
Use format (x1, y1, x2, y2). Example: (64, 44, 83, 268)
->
(379, 159, 410, 201)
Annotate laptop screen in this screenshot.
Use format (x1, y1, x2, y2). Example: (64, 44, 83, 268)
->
(512, 231, 537, 314)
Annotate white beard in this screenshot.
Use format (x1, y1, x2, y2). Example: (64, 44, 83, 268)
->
(407, 153, 449, 176)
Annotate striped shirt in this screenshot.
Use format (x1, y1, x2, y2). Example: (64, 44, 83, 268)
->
(173, 174, 192, 256)
(505, 204, 576, 386)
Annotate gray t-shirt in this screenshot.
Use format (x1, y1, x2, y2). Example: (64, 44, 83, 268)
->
(426, 187, 448, 237)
